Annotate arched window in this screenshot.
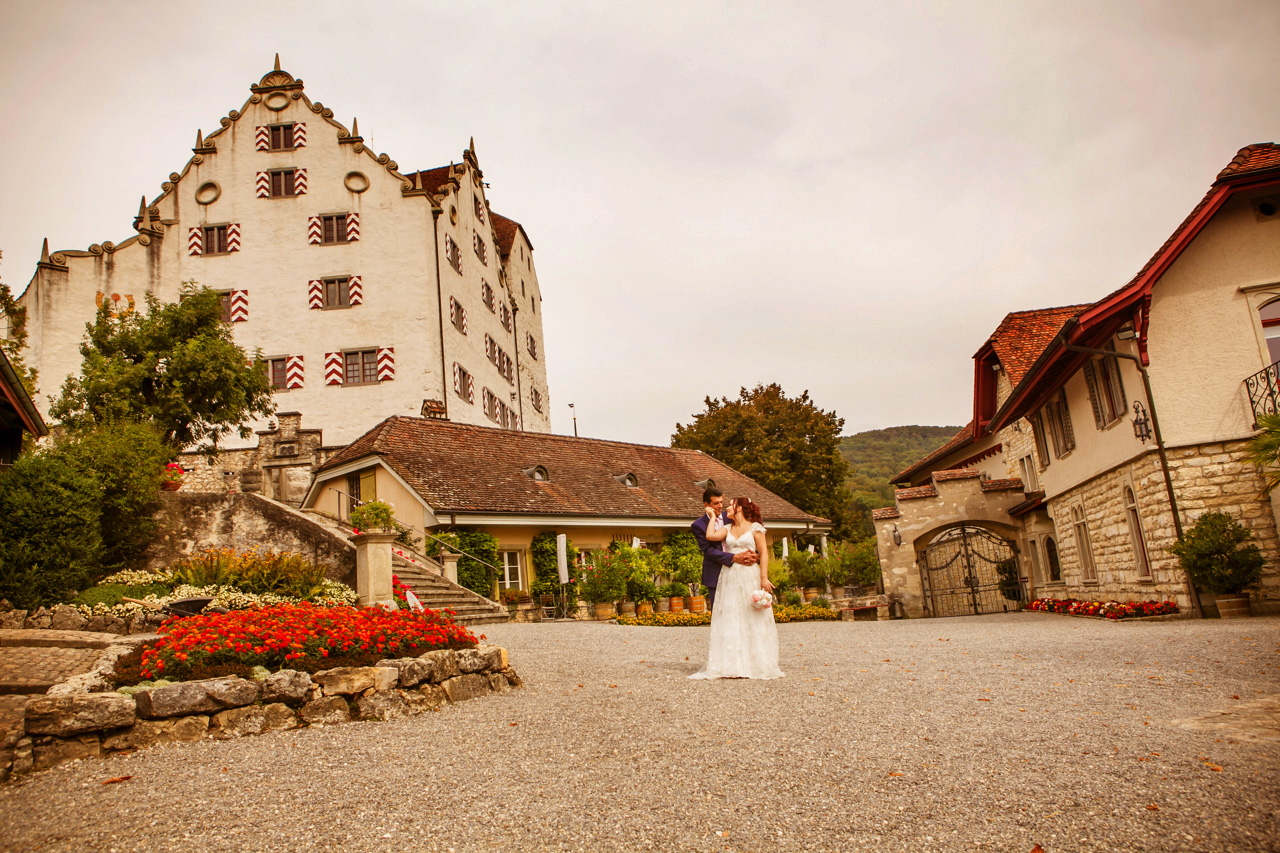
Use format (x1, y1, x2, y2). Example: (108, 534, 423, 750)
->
(1043, 536, 1062, 583)
(1071, 506, 1097, 582)
(1261, 299, 1280, 365)
(1124, 487, 1151, 578)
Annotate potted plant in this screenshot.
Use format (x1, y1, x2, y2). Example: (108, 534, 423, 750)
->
(580, 551, 627, 620)
(661, 582, 689, 613)
(500, 587, 523, 617)
(161, 462, 185, 491)
(788, 551, 823, 601)
(350, 500, 396, 533)
(1170, 512, 1264, 618)
(688, 583, 707, 613)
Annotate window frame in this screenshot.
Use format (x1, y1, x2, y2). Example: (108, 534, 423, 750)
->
(343, 349, 379, 386)
(321, 214, 350, 245)
(202, 225, 231, 256)
(1070, 504, 1096, 583)
(322, 277, 351, 309)
(1043, 536, 1062, 583)
(1124, 486, 1152, 579)
(499, 551, 522, 590)
(267, 123, 296, 151)
(1018, 454, 1040, 492)
(265, 356, 289, 391)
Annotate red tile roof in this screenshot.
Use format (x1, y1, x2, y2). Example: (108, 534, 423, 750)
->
(871, 507, 900, 520)
(317, 417, 828, 525)
(1217, 143, 1280, 181)
(932, 468, 981, 482)
(489, 210, 531, 255)
(406, 165, 458, 194)
(981, 478, 1024, 492)
(895, 485, 938, 501)
(986, 304, 1090, 386)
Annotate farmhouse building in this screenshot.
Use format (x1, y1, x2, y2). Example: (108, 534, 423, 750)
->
(16, 58, 551, 447)
(874, 143, 1280, 618)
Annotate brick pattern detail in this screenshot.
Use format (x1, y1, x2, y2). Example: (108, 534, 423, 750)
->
(933, 468, 981, 482)
(285, 355, 304, 389)
(325, 352, 344, 385)
(308, 280, 323, 310)
(871, 507, 901, 520)
(895, 485, 938, 501)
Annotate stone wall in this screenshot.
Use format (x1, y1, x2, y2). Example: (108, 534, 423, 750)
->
(1045, 440, 1280, 614)
(144, 492, 355, 587)
(178, 412, 333, 507)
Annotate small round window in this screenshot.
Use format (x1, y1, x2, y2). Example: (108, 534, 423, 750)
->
(195, 181, 221, 205)
(344, 171, 369, 194)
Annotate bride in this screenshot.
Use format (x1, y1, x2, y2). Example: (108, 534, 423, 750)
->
(688, 497, 784, 680)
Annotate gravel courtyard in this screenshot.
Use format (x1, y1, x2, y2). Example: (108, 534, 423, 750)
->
(1, 613, 1277, 852)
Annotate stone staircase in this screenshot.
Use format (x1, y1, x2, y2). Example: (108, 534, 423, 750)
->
(299, 508, 508, 627)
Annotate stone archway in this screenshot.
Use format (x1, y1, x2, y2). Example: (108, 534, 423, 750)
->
(916, 524, 1024, 617)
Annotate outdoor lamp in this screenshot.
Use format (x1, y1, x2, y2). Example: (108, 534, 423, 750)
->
(1132, 401, 1153, 443)
(892, 525, 903, 546)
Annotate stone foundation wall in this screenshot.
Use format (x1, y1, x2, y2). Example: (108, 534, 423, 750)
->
(1045, 441, 1280, 613)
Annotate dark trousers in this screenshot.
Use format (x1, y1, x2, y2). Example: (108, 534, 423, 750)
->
(706, 585, 716, 612)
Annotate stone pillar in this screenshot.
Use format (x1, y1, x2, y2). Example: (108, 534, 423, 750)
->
(440, 552, 460, 585)
(352, 531, 398, 607)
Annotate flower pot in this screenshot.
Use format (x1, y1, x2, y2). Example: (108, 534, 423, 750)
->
(669, 596, 684, 613)
(656, 597, 670, 613)
(1215, 593, 1251, 619)
(618, 600, 636, 617)
(160, 480, 183, 492)
(637, 601, 653, 616)
(689, 595, 706, 613)
(593, 601, 615, 620)
(803, 587, 820, 602)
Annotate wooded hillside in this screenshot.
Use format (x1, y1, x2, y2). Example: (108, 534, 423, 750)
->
(839, 425, 962, 507)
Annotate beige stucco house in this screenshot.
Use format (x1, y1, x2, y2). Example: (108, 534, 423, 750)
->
(301, 416, 832, 594)
(17, 58, 552, 450)
(874, 143, 1280, 618)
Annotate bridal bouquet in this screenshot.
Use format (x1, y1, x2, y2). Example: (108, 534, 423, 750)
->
(750, 590, 773, 610)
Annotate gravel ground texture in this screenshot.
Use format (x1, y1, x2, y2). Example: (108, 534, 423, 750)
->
(1, 613, 1277, 853)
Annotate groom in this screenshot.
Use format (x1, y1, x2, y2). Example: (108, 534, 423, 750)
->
(690, 486, 758, 611)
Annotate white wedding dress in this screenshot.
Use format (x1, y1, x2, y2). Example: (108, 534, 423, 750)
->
(688, 522, 784, 680)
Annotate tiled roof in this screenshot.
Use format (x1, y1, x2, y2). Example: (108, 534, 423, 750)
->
(489, 211, 530, 255)
(987, 305, 1089, 386)
(891, 421, 975, 484)
(1216, 143, 1280, 181)
(871, 507, 900, 520)
(981, 478, 1024, 492)
(933, 468, 981, 482)
(317, 417, 828, 524)
(406, 165, 457, 194)
(895, 485, 938, 501)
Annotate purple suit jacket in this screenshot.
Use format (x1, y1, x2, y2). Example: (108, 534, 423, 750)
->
(691, 512, 734, 589)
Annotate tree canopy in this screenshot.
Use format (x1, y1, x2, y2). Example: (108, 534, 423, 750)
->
(671, 383, 857, 539)
(50, 284, 275, 451)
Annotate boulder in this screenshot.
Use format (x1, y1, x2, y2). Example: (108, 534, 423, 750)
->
(102, 715, 210, 750)
(478, 644, 509, 671)
(84, 614, 128, 634)
(262, 670, 312, 704)
(261, 703, 299, 734)
(299, 696, 351, 726)
(24, 607, 52, 629)
(419, 649, 459, 682)
(11, 738, 32, 775)
(356, 690, 410, 721)
(46, 671, 113, 697)
(455, 648, 489, 674)
(209, 706, 268, 739)
(0, 609, 26, 629)
(25, 694, 137, 736)
(406, 684, 447, 712)
(33, 734, 100, 771)
(376, 657, 434, 688)
(500, 668, 524, 689)
(441, 673, 491, 704)
(134, 677, 259, 719)
(312, 667, 398, 696)
(49, 605, 86, 632)
(487, 673, 510, 694)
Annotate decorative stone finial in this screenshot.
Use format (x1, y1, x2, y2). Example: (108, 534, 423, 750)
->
(195, 130, 203, 148)
(274, 53, 281, 72)
(351, 117, 359, 137)
(40, 238, 51, 264)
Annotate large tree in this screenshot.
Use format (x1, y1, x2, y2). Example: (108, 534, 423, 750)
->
(672, 383, 857, 539)
(51, 283, 275, 452)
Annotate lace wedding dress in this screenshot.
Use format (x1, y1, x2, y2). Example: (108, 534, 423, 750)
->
(688, 522, 783, 680)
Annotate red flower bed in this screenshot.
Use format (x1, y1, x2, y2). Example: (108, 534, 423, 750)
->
(1027, 598, 1178, 620)
(140, 602, 478, 680)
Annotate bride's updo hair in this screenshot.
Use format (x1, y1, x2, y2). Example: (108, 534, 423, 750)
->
(735, 497, 762, 524)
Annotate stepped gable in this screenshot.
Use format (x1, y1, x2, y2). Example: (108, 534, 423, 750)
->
(319, 417, 826, 523)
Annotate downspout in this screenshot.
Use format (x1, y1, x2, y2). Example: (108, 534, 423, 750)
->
(429, 208, 449, 421)
(509, 298, 525, 430)
(1060, 336, 1203, 618)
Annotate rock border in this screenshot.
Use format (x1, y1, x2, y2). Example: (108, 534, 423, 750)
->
(0, 603, 167, 635)
(2, 644, 520, 781)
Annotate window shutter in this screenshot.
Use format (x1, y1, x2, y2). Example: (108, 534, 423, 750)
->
(460, 305, 468, 334)
(255, 172, 270, 198)
(348, 276, 363, 305)
(1031, 413, 1051, 468)
(1083, 363, 1105, 428)
(1057, 391, 1075, 451)
(308, 280, 323, 310)
(293, 122, 307, 148)
(466, 372, 474, 403)
(227, 223, 241, 252)
(229, 290, 249, 323)
(449, 297, 457, 325)
(308, 216, 322, 245)
(325, 352, 344, 385)
(293, 169, 308, 195)
(346, 212, 360, 242)
(376, 347, 394, 381)
(188, 227, 203, 256)
(1105, 355, 1126, 420)
(255, 126, 269, 151)
(285, 355, 304, 389)
(453, 363, 461, 394)
(485, 334, 494, 362)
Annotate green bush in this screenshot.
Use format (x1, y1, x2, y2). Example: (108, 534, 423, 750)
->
(350, 500, 395, 532)
(579, 549, 628, 603)
(1170, 512, 1264, 595)
(530, 531, 579, 598)
(659, 531, 703, 587)
(658, 581, 689, 598)
(0, 450, 104, 608)
(787, 551, 823, 588)
(810, 596, 831, 609)
(767, 559, 793, 595)
(454, 530, 501, 597)
(72, 582, 171, 608)
(169, 548, 331, 600)
(783, 589, 803, 607)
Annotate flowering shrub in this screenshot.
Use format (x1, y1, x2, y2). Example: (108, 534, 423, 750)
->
(138, 602, 477, 680)
(771, 604, 842, 623)
(1027, 598, 1179, 620)
(100, 569, 174, 586)
(169, 548, 333, 600)
(163, 462, 185, 483)
(579, 551, 627, 603)
(616, 603, 842, 627)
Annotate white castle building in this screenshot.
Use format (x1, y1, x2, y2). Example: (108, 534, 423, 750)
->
(17, 58, 551, 447)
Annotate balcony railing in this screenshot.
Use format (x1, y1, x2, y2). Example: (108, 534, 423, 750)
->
(1245, 360, 1280, 427)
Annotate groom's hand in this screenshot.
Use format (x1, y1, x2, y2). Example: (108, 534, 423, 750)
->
(732, 550, 759, 565)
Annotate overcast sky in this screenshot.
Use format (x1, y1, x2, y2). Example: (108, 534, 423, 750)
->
(2, 1, 1276, 445)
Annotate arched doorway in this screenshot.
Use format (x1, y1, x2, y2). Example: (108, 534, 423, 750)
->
(918, 525, 1024, 617)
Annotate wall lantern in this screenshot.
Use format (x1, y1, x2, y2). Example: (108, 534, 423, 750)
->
(892, 524, 903, 546)
(1132, 400, 1153, 444)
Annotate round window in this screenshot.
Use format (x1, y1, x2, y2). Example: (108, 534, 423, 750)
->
(344, 171, 370, 194)
(264, 92, 290, 112)
(195, 181, 221, 205)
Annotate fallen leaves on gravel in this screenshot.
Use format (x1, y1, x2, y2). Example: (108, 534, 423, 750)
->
(888, 772, 904, 777)
(101, 776, 132, 785)
(1147, 804, 1160, 810)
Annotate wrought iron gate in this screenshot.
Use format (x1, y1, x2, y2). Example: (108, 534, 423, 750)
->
(918, 526, 1025, 617)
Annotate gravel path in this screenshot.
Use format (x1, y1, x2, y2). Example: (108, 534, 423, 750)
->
(2, 613, 1277, 852)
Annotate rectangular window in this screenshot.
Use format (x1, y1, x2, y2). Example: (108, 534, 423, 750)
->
(1072, 506, 1097, 582)
(323, 277, 350, 309)
(1044, 390, 1075, 458)
(450, 297, 467, 334)
(265, 357, 288, 391)
(499, 303, 512, 332)
(473, 230, 488, 265)
(499, 551, 521, 590)
(1030, 413, 1051, 469)
(532, 387, 543, 413)
(444, 235, 462, 274)
(322, 214, 349, 244)
(475, 196, 486, 224)
(216, 290, 233, 323)
(454, 363, 474, 403)
(268, 123, 296, 151)
(483, 388, 500, 422)
(1085, 347, 1128, 428)
(527, 333, 538, 360)
(1124, 487, 1151, 578)
(344, 350, 378, 385)
(203, 225, 230, 255)
(1018, 454, 1039, 492)
(481, 281, 496, 312)
(269, 169, 297, 197)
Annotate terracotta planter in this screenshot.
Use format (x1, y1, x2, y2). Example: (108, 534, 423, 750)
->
(593, 602, 615, 620)
(160, 480, 183, 492)
(689, 595, 706, 613)
(656, 597, 670, 613)
(637, 601, 653, 616)
(1216, 594, 1251, 619)
(803, 587, 820, 602)
(618, 600, 636, 617)
(669, 596, 685, 613)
